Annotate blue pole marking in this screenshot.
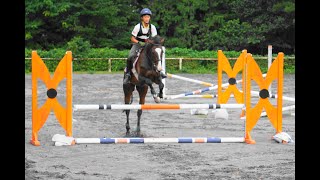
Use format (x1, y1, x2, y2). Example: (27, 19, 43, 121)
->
(130, 138, 144, 143)
(207, 137, 221, 143)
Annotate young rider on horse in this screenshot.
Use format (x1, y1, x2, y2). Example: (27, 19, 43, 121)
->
(123, 8, 167, 84)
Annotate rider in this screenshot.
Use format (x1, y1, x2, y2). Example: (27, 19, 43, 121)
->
(123, 8, 167, 84)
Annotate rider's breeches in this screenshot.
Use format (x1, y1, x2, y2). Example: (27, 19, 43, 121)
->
(126, 43, 141, 73)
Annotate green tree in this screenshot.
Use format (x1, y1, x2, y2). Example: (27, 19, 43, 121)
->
(25, 0, 295, 55)
(206, 19, 266, 51)
(25, 0, 138, 50)
(25, 0, 73, 49)
(229, 0, 295, 54)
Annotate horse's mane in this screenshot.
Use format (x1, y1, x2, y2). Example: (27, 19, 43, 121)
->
(149, 35, 162, 45)
(140, 35, 162, 70)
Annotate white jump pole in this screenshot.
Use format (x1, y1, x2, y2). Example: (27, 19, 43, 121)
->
(269, 93, 295, 102)
(73, 103, 245, 111)
(74, 137, 245, 144)
(164, 74, 266, 100)
(260, 105, 295, 117)
(165, 86, 217, 100)
(51, 134, 246, 145)
(171, 94, 219, 99)
(166, 73, 214, 87)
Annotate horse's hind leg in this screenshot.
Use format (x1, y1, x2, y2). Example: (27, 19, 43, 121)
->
(136, 85, 148, 137)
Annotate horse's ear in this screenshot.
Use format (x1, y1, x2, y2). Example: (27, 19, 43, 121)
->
(147, 38, 153, 44)
(160, 37, 165, 44)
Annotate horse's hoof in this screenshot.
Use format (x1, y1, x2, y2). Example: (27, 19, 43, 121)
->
(153, 97, 161, 103)
(135, 131, 144, 137)
(126, 132, 131, 137)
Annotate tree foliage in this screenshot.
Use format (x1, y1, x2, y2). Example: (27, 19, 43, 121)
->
(25, 0, 295, 55)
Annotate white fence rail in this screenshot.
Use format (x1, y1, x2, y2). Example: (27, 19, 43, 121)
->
(25, 56, 295, 72)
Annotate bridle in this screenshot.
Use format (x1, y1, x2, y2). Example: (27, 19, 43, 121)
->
(144, 42, 163, 72)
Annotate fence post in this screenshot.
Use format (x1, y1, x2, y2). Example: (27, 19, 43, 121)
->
(268, 45, 272, 95)
(108, 58, 112, 72)
(179, 58, 182, 70)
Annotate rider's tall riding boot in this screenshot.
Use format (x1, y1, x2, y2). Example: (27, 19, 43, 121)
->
(123, 58, 132, 84)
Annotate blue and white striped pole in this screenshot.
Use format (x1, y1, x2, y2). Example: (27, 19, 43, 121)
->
(75, 137, 245, 144)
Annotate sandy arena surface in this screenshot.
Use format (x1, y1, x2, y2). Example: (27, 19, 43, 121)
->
(25, 73, 295, 179)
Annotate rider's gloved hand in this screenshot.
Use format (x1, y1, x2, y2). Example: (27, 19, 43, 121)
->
(139, 41, 145, 46)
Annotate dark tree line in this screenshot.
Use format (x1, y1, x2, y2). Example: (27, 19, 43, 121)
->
(25, 0, 295, 55)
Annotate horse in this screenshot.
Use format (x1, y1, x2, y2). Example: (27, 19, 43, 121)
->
(122, 35, 165, 137)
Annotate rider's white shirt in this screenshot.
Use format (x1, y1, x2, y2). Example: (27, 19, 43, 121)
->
(131, 23, 157, 40)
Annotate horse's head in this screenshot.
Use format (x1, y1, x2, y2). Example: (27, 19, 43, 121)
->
(145, 35, 165, 72)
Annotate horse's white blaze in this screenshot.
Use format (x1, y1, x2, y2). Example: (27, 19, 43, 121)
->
(155, 48, 162, 71)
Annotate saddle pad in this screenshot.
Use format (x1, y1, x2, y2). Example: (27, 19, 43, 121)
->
(132, 49, 142, 80)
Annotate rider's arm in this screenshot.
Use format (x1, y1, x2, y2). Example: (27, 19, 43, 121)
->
(131, 36, 139, 44)
(151, 24, 158, 37)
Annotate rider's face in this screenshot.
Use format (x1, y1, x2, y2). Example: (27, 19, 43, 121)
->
(141, 15, 151, 24)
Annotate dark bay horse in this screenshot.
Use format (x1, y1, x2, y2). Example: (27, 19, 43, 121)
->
(122, 35, 165, 137)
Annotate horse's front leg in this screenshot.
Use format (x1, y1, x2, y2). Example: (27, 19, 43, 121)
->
(136, 109, 142, 137)
(149, 84, 161, 103)
(125, 109, 130, 136)
(158, 81, 164, 99)
(139, 75, 160, 103)
(136, 85, 148, 137)
(154, 70, 165, 100)
(154, 72, 164, 99)
(123, 84, 134, 136)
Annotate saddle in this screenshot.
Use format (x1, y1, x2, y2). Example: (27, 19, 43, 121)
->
(131, 48, 142, 80)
